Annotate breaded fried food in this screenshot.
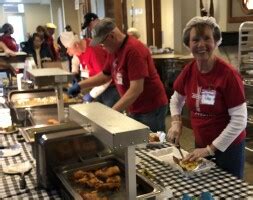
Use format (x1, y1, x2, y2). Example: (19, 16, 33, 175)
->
(80, 191, 108, 200)
(97, 182, 121, 191)
(95, 166, 120, 178)
(179, 160, 201, 171)
(73, 170, 86, 180)
(106, 175, 121, 184)
(149, 133, 160, 142)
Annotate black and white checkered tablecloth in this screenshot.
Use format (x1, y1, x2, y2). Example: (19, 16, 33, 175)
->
(136, 144, 253, 199)
(0, 133, 61, 199)
(1, 133, 253, 199)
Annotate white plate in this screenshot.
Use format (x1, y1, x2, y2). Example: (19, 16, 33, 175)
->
(3, 161, 32, 174)
(0, 144, 21, 157)
(147, 147, 215, 176)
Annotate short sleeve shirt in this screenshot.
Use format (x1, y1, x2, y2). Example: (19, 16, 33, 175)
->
(103, 36, 168, 114)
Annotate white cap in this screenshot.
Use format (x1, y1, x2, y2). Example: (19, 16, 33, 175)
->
(60, 31, 79, 48)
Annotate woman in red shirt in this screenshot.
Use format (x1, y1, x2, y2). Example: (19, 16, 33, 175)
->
(0, 23, 18, 52)
(167, 16, 247, 178)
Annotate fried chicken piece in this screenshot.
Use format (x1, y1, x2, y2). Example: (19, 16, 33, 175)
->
(97, 182, 121, 191)
(73, 170, 86, 180)
(106, 175, 121, 184)
(80, 191, 108, 200)
(149, 133, 160, 142)
(95, 166, 120, 178)
(86, 177, 104, 188)
(75, 171, 96, 184)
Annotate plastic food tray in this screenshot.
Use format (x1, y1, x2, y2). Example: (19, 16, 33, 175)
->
(147, 147, 215, 177)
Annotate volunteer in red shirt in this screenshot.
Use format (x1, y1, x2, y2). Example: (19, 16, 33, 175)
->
(71, 18, 168, 132)
(60, 31, 119, 107)
(167, 16, 247, 178)
(0, 23, 18, 52)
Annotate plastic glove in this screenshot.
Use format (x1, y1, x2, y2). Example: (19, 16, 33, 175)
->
(183, 147, 210, 162)
(200, 192, 214, 200)
(67, 82, 81, 97)
(83, 93, 94, 102)
(167, 121, 182, 145)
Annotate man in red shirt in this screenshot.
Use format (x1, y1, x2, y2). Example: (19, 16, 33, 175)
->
(61, 31, 119, 107)
(69, 18, 168, 132)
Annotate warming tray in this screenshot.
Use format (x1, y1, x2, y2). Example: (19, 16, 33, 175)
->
(27, 107, 68, 126)
(20, 121, 81, 143)
(55, 157, 163, 200)
(8, 88, 82, 122)
(27, 68, 72, 87)
(20, 121, 85, 158)
(147, 147, 215, 177)
(8, 88, 81, 109)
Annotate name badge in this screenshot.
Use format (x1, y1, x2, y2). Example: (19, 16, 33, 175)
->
(201, 89, 216, 105)
(81, 65, 89, 78)
(116, 72, 123, 85)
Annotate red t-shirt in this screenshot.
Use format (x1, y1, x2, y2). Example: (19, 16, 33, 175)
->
(0, 35, 18, 51)
(174, 57, 246, 147)
(103, 36, 168, 114)
(78, 39, 108, 77)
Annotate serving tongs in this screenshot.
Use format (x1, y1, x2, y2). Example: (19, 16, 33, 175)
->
(175, 144, 184, 159)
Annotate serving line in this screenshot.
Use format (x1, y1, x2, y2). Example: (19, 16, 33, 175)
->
(1, 132, 253, 199)
(136, 143, 253, 199)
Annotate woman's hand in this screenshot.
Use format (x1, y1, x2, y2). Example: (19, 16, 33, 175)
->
(167, 121, 182, 145)
(183, 148, 209, 162)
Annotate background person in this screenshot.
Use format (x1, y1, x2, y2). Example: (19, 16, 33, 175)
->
(25, 33, 53, 68)
(45, 22, 59, 60)
(127, 27, 141, 39)
(60, 31, 120, 107)
(167, 16, 247, 179)
(0, 41, 16, 56)
(69, 18, 168, 132)
(0, 23, 18, 52)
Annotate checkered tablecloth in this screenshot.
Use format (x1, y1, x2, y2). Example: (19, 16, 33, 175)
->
(136, 144, 253, 199)
(0, 133, 61, 199)
(1, 133, 253, 199)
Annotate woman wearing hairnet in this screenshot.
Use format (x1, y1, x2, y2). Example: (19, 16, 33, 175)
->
(167, 16, 247, 178)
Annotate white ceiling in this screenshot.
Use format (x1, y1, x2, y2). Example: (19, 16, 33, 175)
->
(0, 0, 50, 4)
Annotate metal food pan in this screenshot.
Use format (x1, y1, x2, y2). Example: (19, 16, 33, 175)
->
(27, 107, 66, 126)
(8, 88, 82, 109)
(8, 88, 82, 122)
(20, 121, 84, 158)
(55, 158, 162, 200)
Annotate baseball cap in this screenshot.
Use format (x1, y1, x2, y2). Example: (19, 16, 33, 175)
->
(60, 31, 79, 48)
(90, 18, 116, 46)
(82, 13, 98, 29)
(46, 22, 57, 29)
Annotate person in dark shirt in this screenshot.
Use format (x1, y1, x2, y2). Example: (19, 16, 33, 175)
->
(25, 33, 53, 68)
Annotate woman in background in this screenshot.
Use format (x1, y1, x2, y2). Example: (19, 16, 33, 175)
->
(26, 33, 53, 68)
(0, 23, 18, 52)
